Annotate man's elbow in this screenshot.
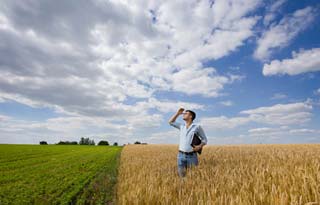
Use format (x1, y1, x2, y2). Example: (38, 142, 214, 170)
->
(201, 139, 207, 145)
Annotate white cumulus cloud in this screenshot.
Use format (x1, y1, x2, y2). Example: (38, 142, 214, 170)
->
(262, 48, 320, 76)
(254, 6, 317, 61)
(200, 101, 313, 132)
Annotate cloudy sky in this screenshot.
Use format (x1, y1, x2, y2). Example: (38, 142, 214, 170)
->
(0, 0, 320, 145)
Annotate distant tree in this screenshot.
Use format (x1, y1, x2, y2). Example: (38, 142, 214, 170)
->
(57, 141, 78, 145)
(98, 140, 109, 145)
(113, 142, 118, 146)
(39, 141, 48, 145)
(79, 137, 85, 145)
(79, 137, 94, 145)
(134, 141, 141, 144)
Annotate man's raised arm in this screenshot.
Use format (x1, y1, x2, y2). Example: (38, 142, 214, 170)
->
(168, 107, 184, 130)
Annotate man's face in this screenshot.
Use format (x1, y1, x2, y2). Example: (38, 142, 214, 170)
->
(182, 111, 192, 121)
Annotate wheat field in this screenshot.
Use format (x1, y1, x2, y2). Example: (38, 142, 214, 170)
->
(115, 144, 320, 205)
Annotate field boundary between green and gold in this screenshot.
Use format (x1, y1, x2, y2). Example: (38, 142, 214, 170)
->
(70, 146, 123, 205)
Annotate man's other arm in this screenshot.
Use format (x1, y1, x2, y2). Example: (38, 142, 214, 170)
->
(197, 125, 207, 147)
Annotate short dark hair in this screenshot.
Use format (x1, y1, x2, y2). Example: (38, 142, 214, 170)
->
(185, 110, 196, 121)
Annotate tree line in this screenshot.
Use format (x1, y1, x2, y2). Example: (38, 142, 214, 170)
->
(39, 137, 118, 146)
(39, 138, 148, 146)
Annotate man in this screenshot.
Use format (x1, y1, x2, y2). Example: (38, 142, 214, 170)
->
(168, 107, 208, 177)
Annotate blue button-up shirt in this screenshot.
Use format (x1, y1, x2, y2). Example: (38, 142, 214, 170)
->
(169, 121, 208, 152)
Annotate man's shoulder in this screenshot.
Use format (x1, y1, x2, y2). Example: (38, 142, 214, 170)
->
(195, 124, 204, 131)
(193, 123, 200, 129)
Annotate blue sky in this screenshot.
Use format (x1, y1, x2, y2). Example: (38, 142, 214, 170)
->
(0, 0, 319, 145)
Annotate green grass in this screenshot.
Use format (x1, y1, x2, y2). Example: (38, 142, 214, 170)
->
(0, 144, 123, 205)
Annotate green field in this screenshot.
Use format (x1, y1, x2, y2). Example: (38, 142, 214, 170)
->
(0, 144, 123, 204)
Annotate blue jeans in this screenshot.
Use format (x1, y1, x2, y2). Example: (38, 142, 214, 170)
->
(177, 151, 198, 177)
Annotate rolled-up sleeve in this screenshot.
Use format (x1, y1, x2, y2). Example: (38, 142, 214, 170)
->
(197, 125, 207, 145)
(169, 121, 182, 130)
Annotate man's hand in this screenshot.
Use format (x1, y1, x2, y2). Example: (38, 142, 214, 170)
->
(177, 107, 184, 115)
(192, 144, 203, 152)
(192, 142, 205, 152)
(168, 107, 184, 125)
